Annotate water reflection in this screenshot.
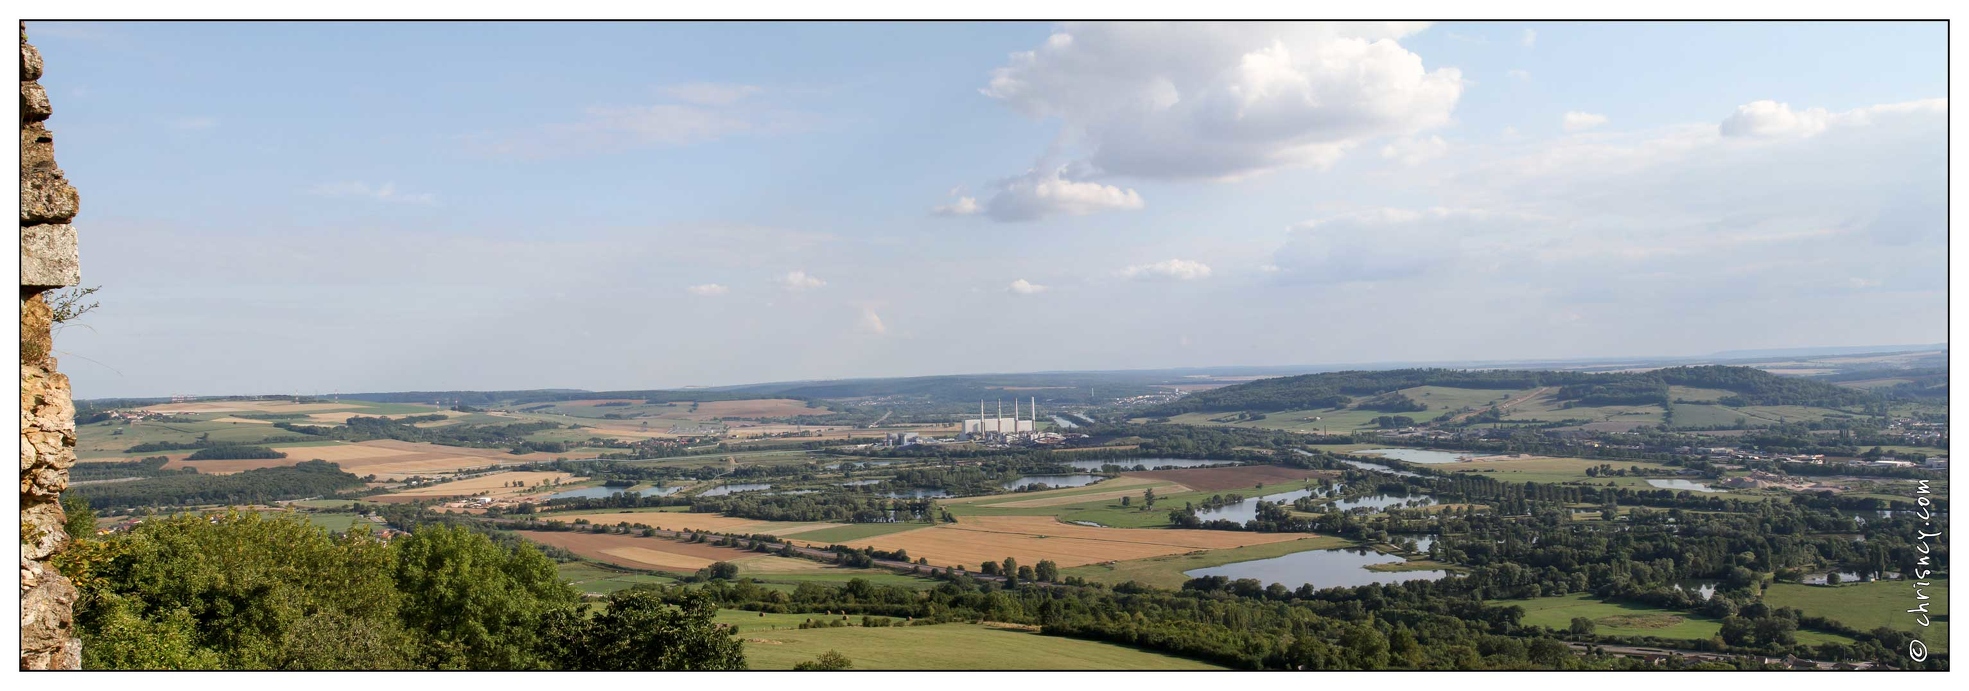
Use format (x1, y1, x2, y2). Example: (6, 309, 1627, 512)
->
(1004, 474, 1104, 490)
(1647, 479, 1723, 493)
(1355, 448, 1470, 464)
(698, 483, 772, 497)
(1185, 547, 1448, 590)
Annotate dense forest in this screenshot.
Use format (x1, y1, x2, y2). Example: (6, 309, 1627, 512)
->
(67, 460, 364, 509)
(276, 416, 562, 450)
(1145, 366, 1879, 416)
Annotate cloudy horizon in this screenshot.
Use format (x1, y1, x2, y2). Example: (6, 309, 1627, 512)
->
(29, 21, 1947, 398)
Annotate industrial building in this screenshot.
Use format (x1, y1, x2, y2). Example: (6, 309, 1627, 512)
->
(962, 398, 1039, 438)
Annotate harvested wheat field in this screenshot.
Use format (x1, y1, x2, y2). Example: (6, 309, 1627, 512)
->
(146, 401, 365, 414)
(840, 515, 1311, 568)
(1125, 465, 1333, 492)
(374, 471, 576, 502)
(688, 399, 816, 420)
(538, 510, 838, 537)
(515, 530, 820, 574)
(207, 416, 274, 425)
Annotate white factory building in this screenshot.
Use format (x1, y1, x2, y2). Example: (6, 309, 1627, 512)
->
(962, 398, 1039, 437)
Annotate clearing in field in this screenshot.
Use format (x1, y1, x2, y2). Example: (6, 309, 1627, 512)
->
(839, 515, 1312, 568)
(1124, 465, 1330, 492)
(374, 471, 576, 502)
(725, 616, 1222, 670)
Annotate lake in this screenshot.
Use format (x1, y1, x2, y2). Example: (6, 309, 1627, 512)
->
(840, 479, 884, 487)
(1355, 448, 1471, 464)
(1194, 487, 1325, 524)
(698, 483, 773, 497)
(1329, 493, 1437, 511)
(1674, 580, 1718, 600)
(1647, 479, 1723, 493)
(1061, 458, 1236, 471)
(881, 488, 952, 499)
(547, 485, 679, 500)
(1337, 459, 1424, 478)
(1186, 547, 1449, 590)
(1004, 474, 1105, 490)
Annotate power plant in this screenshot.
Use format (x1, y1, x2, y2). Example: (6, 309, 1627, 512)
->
(962, 397, 1038, 439)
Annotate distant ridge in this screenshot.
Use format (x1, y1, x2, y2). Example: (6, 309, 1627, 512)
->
(1709, 344, 1946, 359)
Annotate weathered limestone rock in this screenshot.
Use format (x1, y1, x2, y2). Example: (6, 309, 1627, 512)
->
(20, 22, 82, 670)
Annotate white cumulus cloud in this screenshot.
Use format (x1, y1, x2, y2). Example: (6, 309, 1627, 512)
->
(980, 22, 1464, 181)
(1521, 28, 1537, 47)
(777, 270, 826, 291)
(1118, 259, 1213, 281)
(1718, 100, 1831, 138)
(1007, 279, 1048, 294)
(1562, 111, 1608, 132)
(685, 283, 729, 296)
(931, 196, 982, 216)
(979, 165, 1143, 222)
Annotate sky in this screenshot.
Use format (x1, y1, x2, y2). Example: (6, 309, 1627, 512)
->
(27, 21, 1948, 399)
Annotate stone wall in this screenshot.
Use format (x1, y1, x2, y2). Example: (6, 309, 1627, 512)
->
(19, 23, 83, 670)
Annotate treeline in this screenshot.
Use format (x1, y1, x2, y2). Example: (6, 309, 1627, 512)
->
(184, 445, 287, 460)
(61, 513, 743, 670)
(70, 456, 185, 483)
(125, 435, 310, 453)
(276, 415, 561, 450)
(66, 460, 364, 509)
(1145, 365, 1877, 416)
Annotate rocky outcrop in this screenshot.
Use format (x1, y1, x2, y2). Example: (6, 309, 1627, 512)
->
(20, 23, 83, 671)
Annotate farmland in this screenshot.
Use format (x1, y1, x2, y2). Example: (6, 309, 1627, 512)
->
(835, 514, 1313, 569)
(1765, 579, 1949, 652)
(714, 612, 1223, 670)
(1061, 535, 1353, 589)
(1511, 593, 1858, 647)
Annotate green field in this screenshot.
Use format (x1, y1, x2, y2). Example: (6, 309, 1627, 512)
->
(711, 611, 1222, 670)
(1440, 456, 1697, 489)
(557, 561, 679, 593)
(1061, 535, 1353, 589)
(1765, 578, 1948, 652)
(1511, 593, 1856, 646)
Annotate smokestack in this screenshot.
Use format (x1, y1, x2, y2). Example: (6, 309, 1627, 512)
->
(1032, 396, 1038, 432)
(1013, 397, 1019, 433)
(997, 399, 1003, 433)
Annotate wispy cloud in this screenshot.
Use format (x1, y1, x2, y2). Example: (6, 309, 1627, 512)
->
(307, 181, 437, 205)
(1007, 279, 1048, 294)
(858, 307, 888, 335)
(685, 283, 729, 296)
(777, 270, 826, 292)
(1117, 259, 1212, 282)
(463, 84, 808, 159)
(1562, 111, 1609, 132)
(1521, 28, 1537, 48)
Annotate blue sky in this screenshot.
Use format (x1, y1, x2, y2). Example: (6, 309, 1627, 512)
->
(28, 21, 1947, 398)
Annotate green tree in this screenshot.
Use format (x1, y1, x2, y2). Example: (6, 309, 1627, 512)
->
(74, 511, 409, 670)
(1568, 617, 1595, 636)
(1034, 560, 1059, 583)
(392, 523, 577, 669)
(545, 589, 745, 670)
(61, 493, 97, 539)
(793, 650, 853, 671)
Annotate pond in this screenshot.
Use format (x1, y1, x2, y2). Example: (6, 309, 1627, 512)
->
(1802, 571, 1900, 586)
(881, 488, 952, 499)
(1328, 493, 1437, 511)
(1337, 459, 1424, 478)
(1647, 479, 1723, 493)
(1185, 547, 1449, 590)
(1355, 448, 1471, 464)
(546, 485, 679, 500)
(1673, 580, 1719, 600)
(1393, 534, 1436, 553)
(1193, 487, 1326, 524)
(840, 479, 884, 487)
(1050, 415, 1080, 429)
(698, 483, 773, 497)
(1061, 458, 1236, 472)
(1004, 474, 1105, 490)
